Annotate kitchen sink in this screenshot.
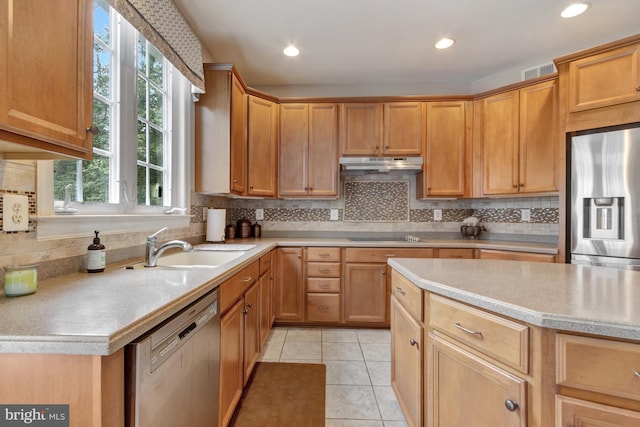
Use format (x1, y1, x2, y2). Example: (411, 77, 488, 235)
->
(125, 244, 254, 269)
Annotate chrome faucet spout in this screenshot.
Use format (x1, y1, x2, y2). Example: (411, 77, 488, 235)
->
(144, 228, 193, 267)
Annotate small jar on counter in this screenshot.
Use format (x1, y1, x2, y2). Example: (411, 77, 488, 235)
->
(3, 264, 38, 297)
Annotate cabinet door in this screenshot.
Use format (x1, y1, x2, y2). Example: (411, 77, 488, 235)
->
(428, 333, 526, 427)
(383, 102, 423, 156)
(258, 270, 271, 347)
(422, 101, 467, 197)
(219, 299, 244, 427)
(482, 90, 520, 195)
(275, 247, 304, 321)
(308, 103, 339, 196)
(519, 80, 557, 193)
(243, 282, 260, 385)
(344, 263, 388, 324)
(568, 43, 640, 112)
(391, 296, 423, 427)
(279, 104, 309, 197)
(247, 96, 278, 196)
(340, 103, 383, 156)
(556, 396, 640, 427)
(230, 75, 248, 194)
(0, 0, 93, 159)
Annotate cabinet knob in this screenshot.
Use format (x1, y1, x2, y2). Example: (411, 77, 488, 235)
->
(243, 309, 249, 315)
(409, 338, 418, 346)
(233, 179, 238, 183)
(512, 184, 518, 188)
(250, 185, 254, 189)
(86, 125, 99, 135)
(504, 399, 518, 412)
(634, 370, 640, 378)
(247, 303, 252, 308)
(636, 85, 640, 91)
(519, 183, 524, 187)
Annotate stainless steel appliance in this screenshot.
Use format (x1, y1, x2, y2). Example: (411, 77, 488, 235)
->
(126, 288, 220, 427)
(570, 124, 640, 270)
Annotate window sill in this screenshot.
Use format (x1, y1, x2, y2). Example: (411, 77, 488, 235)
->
(34, 214, 192, 240)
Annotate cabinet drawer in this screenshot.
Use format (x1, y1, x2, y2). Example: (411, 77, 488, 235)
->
(390, 269, 423, 320)
(307, 247, 341, 262)
(429, 294, 529, 373)
(438, 248, 474, 259)
(346, 248, 434, 263)
(557, 395, 640, 426)
(259, 252, 272, 275)
(307, 277, 341, 293)
(477, 249, 555, 263)
(306, 294, 341, 322)
(306, 262, 341, 277)
(220, 261, 260, 313)
(556, 334, 640, 401)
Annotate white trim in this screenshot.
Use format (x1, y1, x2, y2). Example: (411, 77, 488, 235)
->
(35, 214, 191, 240)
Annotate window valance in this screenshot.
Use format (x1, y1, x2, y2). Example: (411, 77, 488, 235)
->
(106, 0, 205, 91)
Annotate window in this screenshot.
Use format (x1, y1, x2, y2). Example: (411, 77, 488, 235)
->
(52, 0, 189, 214)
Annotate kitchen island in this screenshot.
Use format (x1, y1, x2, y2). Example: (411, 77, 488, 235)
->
(388, 258, 640, 427)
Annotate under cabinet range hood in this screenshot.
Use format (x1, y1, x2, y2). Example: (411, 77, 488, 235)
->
(339, 156, 423, 174)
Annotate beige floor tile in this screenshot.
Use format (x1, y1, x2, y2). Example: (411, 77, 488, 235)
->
(325, 420, 384, 427)
(325, 360, 371, 385)
(257, 341, 283, 362)
(323, 341, 364, 361)
(373, 386, 405, 421)
(357, 329, 391, 344)
(382, 421, 408, 427)
(366, 361, 391, 386)
(361, 343, 391, 362)
(323, 328, 359, 343)
(279, 359, 323, 364)
(325, 385, 381, 420)
(286, 327, 322, 341)
(266, 327, 288, 343)
(280, 340, 322, 360)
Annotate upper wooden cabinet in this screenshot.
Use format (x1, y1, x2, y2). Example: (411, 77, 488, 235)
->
(196, 66, 248, 195)
(340, 102, 423, 156)
(481, 79, 558, 196)
(0, 0, 94, 159)
(418, 101, 471, 198)
(555, 35, 640, 131)
(279, 103, 339, 198)
(247, 95, 278, 197)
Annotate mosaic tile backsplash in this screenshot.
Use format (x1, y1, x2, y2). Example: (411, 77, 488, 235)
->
(344, 180, 409, 222)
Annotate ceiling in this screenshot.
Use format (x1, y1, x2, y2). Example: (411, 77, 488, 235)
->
(173, 0, 640, 96)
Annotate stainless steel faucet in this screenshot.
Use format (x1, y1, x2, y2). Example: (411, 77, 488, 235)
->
(145, 227, 193, 267)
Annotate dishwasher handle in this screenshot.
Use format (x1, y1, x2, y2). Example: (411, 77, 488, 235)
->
(178, 322, 197, 340)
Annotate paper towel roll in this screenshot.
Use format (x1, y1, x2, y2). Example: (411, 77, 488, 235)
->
(206, 209, 226, 242)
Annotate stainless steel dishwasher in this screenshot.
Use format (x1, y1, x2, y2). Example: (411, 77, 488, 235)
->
(126, 288, 220, 427)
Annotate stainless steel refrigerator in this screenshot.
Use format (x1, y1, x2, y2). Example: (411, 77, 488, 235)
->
(570, 124, 640, 270)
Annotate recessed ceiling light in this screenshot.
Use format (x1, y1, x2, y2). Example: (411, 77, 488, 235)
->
(561, 2, 591, 18)
(435, 38, 455, 50)
(283, 45, 300, 57)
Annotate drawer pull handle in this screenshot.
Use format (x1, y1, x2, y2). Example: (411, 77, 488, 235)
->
(242, 277, 253, 282)
(318, 306, 329, 311)
(319, 253, 330, 258)
(454, 322, 482, 336)
(319, 284, 330, 289)
(635, 371, 640, 378)
(385, 254, 396, 257)
(409, 338, 418, 347)
(504, 400, 518, 412)
(319, 269, 331, 273)
(395, 286, 406, 295)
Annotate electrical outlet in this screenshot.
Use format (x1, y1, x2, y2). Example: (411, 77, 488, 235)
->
(255, 208, 264, 220)
(521, 208, 531, 222)
(433, 209, 442, 221)
(3, 194, 29, 232)
(330, 209, 339, 221)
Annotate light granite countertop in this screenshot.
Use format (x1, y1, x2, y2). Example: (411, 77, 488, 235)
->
(0, 237, 557, 355)
(388, 258, 640, 341)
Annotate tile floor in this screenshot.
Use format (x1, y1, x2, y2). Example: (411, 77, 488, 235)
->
(258, 326, 408, 427)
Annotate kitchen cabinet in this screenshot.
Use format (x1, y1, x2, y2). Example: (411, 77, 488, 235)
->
(258, 250, 274, 347)
(481, 79, 558, 195)
(218, 260, 260, 427)
(247, 95, 278, 197)
(555, 35, 640, 132)
(195, 66, 248, 195)
(0, 0, 94, 160)
(418, 101, 471, 198)
(340, 102, 423, 157)
(437, 248, 475, 259)
(390, 270, 424, 427)
(555, 334, 640, 425)
(344, 248, 434, 326)
(477, 249, 556, 263)
(279, 103, 339, 198)
(305, 247, 342, 323)
(274, 247, 305, 322)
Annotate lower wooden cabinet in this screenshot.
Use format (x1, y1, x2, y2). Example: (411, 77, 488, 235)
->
(219, 298, 244, 427)
(242, 282, 260, 385)
(556, 395, 640, 427)
(274, 247, 305, 322)
(344, 263, 388, 324)
(391, 294, 423, 427)
(427, 333, 527, 427)
(306, 293, 341, 322)
(477, 249, 556, 263)
(258, 251, 274, 347)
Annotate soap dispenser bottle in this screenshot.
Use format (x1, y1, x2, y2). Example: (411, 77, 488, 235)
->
(87, 230, 106, 273)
